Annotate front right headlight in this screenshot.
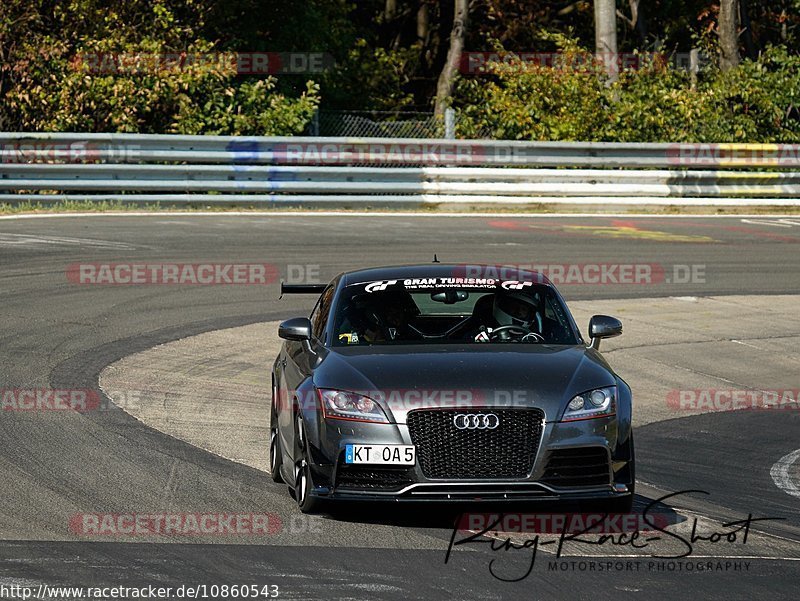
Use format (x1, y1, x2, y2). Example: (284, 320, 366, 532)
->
(561, 386, 616, 422)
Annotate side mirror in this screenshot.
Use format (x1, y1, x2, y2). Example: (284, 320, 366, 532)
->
(588, 315, 622, 350)
(279, 317, 312, 341)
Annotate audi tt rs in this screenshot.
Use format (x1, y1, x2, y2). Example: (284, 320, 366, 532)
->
(270, 264, 634, 513)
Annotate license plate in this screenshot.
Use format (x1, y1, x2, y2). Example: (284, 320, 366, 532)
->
(345, 444, 415, 465)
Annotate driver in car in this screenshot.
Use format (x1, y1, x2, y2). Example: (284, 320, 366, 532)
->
(471, 290, 545, 342)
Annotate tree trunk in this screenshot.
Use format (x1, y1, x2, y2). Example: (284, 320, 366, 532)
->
(417, 0, 431, 71)
(594, 0, 619, 82)
(719, 0, 740, 71)
(385, 0, 397, 22)
(434, 0, 468, 116)
(616, 1, 647, 46)
(417, 1, 429, 43)
(739, 0, 757, 59)
(629, 0, 647, 45)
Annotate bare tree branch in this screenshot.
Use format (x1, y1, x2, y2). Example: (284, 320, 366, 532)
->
(434, 0, 468, 116)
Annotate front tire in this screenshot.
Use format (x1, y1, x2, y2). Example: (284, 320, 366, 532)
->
(269, 397, 283, 483)
(269, 427, 283, 483)
(293, 413, 324, 514)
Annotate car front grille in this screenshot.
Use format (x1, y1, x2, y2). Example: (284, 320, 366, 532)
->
(407, 408, 544, 479)
(540, 447, 611, 487)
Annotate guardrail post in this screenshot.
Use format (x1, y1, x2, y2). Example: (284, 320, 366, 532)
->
(444, 108, 456, 140)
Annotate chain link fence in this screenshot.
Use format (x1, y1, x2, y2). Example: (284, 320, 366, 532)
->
(306, 109, 494, 139)
(312, 110, 444, 138)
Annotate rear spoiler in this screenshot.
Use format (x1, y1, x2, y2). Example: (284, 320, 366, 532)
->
(280, 282, 326, 298)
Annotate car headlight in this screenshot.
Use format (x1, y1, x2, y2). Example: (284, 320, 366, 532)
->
(561, 386, 616, 421)
(318, 389, 390, 423)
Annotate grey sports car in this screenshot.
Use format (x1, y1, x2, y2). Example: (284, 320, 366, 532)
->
(270, 264, 634, 513)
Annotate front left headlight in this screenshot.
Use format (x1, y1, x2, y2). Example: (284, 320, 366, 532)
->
(318, 389, 391, 423)
(561, 386, 616, 422)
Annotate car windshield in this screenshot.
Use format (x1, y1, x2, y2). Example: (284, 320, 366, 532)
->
(331, 279, 579, 346)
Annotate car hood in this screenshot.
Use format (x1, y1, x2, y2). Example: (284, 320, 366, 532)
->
(313, 344, 617, 423)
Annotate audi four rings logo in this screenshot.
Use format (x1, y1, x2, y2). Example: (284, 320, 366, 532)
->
(453, 413, 500, 430)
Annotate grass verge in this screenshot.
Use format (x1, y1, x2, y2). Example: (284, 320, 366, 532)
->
(1, 199, 799, 215)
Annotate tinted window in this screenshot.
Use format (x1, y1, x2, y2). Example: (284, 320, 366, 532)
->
(332, 281, 578, 346)
(310, 285, 335, 342)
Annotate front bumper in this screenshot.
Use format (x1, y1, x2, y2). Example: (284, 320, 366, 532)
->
(305, 412, 633, 503)
(312, 482, 630, 503)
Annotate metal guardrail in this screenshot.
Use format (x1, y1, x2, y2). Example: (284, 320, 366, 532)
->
(1, 133, 799, 205)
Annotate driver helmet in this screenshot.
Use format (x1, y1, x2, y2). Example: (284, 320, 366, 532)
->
(493, 291, 540, 329)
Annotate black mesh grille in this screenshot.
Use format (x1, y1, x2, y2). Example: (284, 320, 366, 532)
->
(336, 464, 414, 491)
(407, 409, 544, 479)
(540, 447, 611, 487)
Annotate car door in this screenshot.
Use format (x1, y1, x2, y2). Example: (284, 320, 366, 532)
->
(279, 282, 336, 469)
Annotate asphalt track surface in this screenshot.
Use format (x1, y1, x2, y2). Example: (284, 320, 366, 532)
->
(1, 213, 799, 600)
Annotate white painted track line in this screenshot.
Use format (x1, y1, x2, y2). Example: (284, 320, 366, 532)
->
(1, 211, 800, 221)
(771, 449, 800, 499)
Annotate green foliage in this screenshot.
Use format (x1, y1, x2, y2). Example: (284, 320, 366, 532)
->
(0, 199, 161, 214)
(174, 79, 319, 135)
(322, 39, 421, 111)
(455, 43, 800, 142)
(2, 0, 799, 140)
(455, 38, 609, 140)
(0, 0, 318, 134)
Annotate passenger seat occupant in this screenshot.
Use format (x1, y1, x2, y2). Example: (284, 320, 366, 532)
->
(339, 288, 421, 343)
(371, 288, 421, 341)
